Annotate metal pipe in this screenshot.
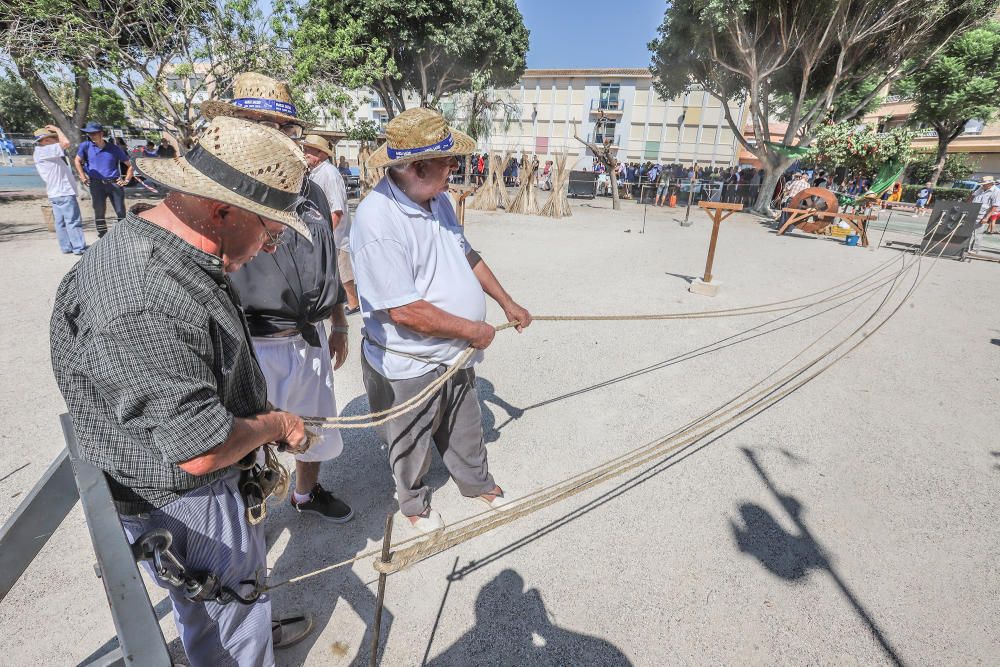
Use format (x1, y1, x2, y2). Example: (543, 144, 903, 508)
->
(370, 513, 394, 667)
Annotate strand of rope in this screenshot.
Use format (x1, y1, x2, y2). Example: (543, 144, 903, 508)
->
(265, 225, 956, 590)
(299, 251, 911, 431)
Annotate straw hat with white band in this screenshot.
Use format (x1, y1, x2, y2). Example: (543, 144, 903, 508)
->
(202, 72, 307, 128)
(367, 107, 476, 169)
(33, 127, 58, 142)
(301, 134, 335, 158)
(134, 116, 311, 240)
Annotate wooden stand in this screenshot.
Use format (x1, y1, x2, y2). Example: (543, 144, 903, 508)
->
(689, 201, 743, 296)
(448, 184, 479, 226)
(778, 209, 874, 247)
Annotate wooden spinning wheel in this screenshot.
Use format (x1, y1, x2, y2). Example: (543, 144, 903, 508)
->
(788, 187, 840, 232)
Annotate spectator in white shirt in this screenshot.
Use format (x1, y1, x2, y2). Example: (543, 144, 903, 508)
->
(302, 134, 360, 313)
(32, 125, 87, 254)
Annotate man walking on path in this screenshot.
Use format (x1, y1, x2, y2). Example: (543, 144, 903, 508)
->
(32, 125, 86, 254)
(74, 121, 132, 238)
(50, 117, 317, 666)
(209, 73, 354, 522)
(302, 134, 361, 314)
(352, 108, 533, 534)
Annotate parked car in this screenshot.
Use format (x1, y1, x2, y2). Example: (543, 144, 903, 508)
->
(951, 179, 979, 191)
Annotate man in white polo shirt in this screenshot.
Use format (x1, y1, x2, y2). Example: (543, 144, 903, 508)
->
(32, 125, 87, 254)
(352, 108, 532, 533)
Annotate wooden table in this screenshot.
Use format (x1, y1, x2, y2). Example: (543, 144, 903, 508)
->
(697, 201, 743, 283)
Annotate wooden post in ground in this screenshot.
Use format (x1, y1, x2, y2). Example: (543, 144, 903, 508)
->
(370, 513, 394, 667)
(689, 201, 743, 296)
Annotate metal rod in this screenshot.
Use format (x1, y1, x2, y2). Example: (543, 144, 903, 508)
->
(370, 513, 394, 667)
(874, 210, 894, 250)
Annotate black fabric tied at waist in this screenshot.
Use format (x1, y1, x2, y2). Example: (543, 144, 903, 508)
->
(299, 321, 321, 347)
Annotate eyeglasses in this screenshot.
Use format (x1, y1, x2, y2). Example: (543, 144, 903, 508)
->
(258, 120, 304, 140)
(257, 216, 285, 249)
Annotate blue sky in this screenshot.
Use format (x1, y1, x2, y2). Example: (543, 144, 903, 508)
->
(515, 0, 666, 69)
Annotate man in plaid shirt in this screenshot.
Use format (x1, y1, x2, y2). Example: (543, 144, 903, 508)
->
(50, 117, 316, 666)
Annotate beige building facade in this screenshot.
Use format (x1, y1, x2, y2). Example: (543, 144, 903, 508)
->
(329, 68, 746, 169)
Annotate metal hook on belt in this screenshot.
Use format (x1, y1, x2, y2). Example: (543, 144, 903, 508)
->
(130, 528, 263, 605)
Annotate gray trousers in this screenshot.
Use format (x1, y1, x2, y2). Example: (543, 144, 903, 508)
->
(121, 471, 274, 667)
(362, 353, 495, 517)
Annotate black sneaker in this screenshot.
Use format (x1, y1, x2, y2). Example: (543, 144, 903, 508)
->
(290, 483, 354, 522)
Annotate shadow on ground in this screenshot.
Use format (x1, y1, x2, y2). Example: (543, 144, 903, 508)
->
(730, 447, 905, 666)
(264, 392, 399, 666)
(424, 569, 631, 666)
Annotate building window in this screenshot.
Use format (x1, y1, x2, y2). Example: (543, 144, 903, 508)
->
(596, 120, 617, 144)
(535, 136, 549, 155)
(599, 83, 621, 111)
(644, 140, 660, 160)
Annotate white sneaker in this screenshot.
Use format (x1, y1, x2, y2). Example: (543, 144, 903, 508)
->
(406, 508, 445, 534)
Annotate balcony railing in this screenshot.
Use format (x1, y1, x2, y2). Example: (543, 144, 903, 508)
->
(590, 99, 623, 113)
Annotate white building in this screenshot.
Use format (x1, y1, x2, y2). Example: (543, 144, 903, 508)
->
(328, 68, 746, 169)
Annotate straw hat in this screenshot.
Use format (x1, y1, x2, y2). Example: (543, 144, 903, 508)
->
(302, 134, 334, 158)
(978, 175, 996, 186)
(33, 127, 57, 142)
(202, 72, 306, 127)
(367, 107, 475, 169)
(134, 116, 311, 239)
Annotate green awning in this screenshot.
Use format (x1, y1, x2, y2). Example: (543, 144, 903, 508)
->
(764, 141, 813, 159)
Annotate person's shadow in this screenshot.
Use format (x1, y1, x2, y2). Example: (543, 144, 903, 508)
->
(730, 447, 904, 666)
(475, 376, 523, 444)
(264, 391, 400, 666)
(426, 569, 631, 666)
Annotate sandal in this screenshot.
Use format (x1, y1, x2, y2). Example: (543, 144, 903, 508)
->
(272, 613, 315, 649)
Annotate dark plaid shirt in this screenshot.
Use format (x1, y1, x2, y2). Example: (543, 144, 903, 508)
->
(50, 206, 267, 515)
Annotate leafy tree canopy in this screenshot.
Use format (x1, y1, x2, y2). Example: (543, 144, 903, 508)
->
(900, 21, 1000, 135)
(649, 0, 998, 212)
(88, 87, 129, 128)
(0, 71, 53, 133)
(811, 122, 914, 174)
(285, 0, 529, 116)
(907, 150, 978, 183)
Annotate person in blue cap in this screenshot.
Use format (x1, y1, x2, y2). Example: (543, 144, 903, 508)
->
(73, 121, 133, 237)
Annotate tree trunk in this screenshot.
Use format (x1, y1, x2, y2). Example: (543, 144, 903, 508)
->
(610, 159, 621, 210)
(751, 154, 791, 217)
(929, 134, 949, 189)
(18, 64, 91, 155)
(463, 155, 470, 186)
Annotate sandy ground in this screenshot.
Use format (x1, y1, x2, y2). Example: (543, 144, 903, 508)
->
(0, 194, 998, 666)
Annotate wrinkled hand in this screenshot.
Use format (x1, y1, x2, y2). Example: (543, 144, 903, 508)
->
(469, 321, 496, 349)
(329, 329, 348, 370)
(115, 177, 128, 187)
(502, 301, 532, 333)
(275, 410, 308, 454)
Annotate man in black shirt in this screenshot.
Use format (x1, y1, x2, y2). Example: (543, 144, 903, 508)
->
(205, 73, 354, 521)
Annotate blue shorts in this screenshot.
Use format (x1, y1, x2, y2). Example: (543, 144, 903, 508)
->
(916, 197, 929, 207)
